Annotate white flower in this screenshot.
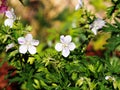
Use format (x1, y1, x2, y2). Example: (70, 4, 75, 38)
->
(75, 0, 83, 10)
(18, 34, 39, 54)
(105, 76, 115, 81)
(5, 43, 15, 52)
(4, 8, 16, 28)
(105, 76, 111, 80)
(90, 18, 105, 35)
(55, 35, 76, 57)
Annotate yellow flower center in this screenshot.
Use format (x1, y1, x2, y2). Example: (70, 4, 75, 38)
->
(63, 43, 68, 48)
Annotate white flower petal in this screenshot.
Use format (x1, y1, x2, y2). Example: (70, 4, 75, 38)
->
(69, 42, 76, 51)
(25, 34, 33, 41)
(75, 0, 82, 10)
(64, 35, 72, 44)
(75, 4, 81, 10)
(4, 19, 14, 28)
(55, 43, 62, 51)
(97, 19, 105, 29)
(91, 18, 105, 30)
(60, 35, 72, 44)
(5, 9, 16, 20)
(31, 40, 39, 46)
(60, 35, 65, 43)
(18, 37, 26, 44)
(19, 45, 27, 54)
(28, 45, 36, 54)
(5, 11, 13, 18)
(91, 28, 97, 35)
(62, 48, 70, 57)
(78, 0, 83, 6)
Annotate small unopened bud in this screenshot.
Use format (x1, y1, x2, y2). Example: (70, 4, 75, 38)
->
(5, 43, 15, 52)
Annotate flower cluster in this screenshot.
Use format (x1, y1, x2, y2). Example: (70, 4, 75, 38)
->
(17, 34, 76, 57)
(4, 8, 16, 28)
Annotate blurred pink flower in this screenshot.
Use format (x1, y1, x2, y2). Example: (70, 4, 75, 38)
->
(0, 0, 8, 13)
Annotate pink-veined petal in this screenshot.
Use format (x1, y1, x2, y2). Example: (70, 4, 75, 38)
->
(55, 43, 62, 51)
(18, 37, 26, 44)
(19, 45, 27, 54)
(28, 45, 36, 54)
(64, 35, 72, 44)
(69, 42, 76, 51)
(25, 34, 33, 42)
(31, 40, 39, 46)
(4, 19, 14, 28)
(62, 48, 70, 57)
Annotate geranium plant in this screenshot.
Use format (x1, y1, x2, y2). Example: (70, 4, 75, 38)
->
(0, 0, 120, 90)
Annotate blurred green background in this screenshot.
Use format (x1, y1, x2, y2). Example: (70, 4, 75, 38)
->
(8, 0, 111, 37)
